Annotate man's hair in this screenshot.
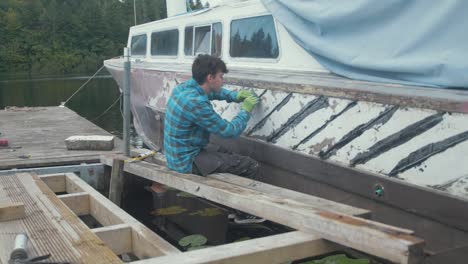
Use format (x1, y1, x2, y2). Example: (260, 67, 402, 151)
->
(192, 54, 228, 85)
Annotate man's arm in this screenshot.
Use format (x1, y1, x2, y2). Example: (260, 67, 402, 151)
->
(208, 88, 238, 103)
(188, 99, 250, 138)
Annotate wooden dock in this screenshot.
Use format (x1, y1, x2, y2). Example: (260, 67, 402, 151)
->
(0, 106, 121, 170)
(0, 106, 427, 263)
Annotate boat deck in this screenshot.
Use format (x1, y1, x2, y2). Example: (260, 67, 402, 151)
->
(0, 106, 121, 170)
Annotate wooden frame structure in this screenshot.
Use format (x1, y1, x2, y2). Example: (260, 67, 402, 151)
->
(40, 172, 179, 259)
(100, 154, 425, 264)
(0, 158, 425, 263)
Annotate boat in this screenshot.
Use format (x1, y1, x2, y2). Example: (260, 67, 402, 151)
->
(104, 0, 468, 260)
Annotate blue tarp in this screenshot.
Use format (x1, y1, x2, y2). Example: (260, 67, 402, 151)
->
(262, 0, 468, 88)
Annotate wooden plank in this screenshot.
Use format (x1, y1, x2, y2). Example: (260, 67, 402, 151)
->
(92, 224, 132, 256)
(213, 135, 468, 233)
(131, 231, 341, 264)
(0, 155, 102, 170)
(208, 173, 371, 218)
(124, 150, 371, 218)
(225, 71, 468, 114)
(39, 173, 66, 193)
(103, 157, 424, 264)
(0, 202, 25, 222)
(58, 192, 90, 216)
(64, 173, 180, 258)
(0, 173, 122, 263)
(109, 158, 125, 206)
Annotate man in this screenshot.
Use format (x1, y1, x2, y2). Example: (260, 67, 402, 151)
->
(164, 54, 260, 178)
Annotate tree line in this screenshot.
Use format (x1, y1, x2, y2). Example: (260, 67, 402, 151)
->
(0, 0, 169, 77)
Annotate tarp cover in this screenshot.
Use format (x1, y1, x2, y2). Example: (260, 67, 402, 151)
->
(262, 0, 468, 88)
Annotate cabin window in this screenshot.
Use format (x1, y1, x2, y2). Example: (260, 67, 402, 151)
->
(131, 34, 147, 56)
(211, 23, 222, 57)
(184, 27, 194, 56)
(194, 26, 211, 55)
(230, 15, 279, 59)
(151, 29, 179, 56)
(184, 22, 223, 57)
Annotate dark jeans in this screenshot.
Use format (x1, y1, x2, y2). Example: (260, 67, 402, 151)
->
(192, 144, 259, 179)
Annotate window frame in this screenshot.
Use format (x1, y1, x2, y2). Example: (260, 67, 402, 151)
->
(130, 33, 148, 58)
(184, 21, 223, 58)
(149, 28, 180, 59)
(227, 14, 281, 63)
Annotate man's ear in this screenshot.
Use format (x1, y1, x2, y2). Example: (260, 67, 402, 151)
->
(206, 74, 214, 82)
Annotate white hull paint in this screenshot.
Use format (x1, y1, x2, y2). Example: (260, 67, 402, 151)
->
(105, 60, 468, 201)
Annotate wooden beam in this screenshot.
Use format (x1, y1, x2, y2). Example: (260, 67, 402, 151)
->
(64, 173, 180, 257)
(39, 173, 66, 193)
(58, 192, 90, 216)
(0, 202, 25, 222)
(208, 173, 371, 218)
(131, 231, 341, 264)
(0, 155, 101, 170)
(92, 224, 132, 256)
(109, 158, 125, 206)
(124, 151, 371, 218)
(103, 158, 424, 264)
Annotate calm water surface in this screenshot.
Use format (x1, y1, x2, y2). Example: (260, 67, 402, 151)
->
(0, 72, 142, 146)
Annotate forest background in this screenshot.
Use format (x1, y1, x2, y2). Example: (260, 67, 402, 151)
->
(0, 0, 206, 77)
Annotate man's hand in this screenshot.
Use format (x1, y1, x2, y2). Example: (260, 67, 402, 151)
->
(241, 95, 260, 113)
(236, 90, 255, 102)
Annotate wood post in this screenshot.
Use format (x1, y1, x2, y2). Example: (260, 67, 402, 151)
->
(109, 158, 125, 206)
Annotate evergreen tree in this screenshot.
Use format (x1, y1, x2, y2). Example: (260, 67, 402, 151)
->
(0, 0, 167, 76)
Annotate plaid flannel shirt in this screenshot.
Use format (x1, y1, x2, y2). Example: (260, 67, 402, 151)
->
(164, 78, 250, 173)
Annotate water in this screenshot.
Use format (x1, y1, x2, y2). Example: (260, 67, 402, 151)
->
(0, 72, 142, 146)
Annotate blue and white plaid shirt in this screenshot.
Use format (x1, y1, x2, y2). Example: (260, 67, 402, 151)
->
(164, 78, 250, 173)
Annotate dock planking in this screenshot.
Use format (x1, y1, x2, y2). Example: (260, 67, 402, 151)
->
(0, 106, 122, 170)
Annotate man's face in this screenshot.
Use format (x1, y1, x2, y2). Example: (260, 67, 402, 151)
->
(206, 71, 224, 93)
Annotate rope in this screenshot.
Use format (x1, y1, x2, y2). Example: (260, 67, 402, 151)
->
(91, 94, 122, 121)
(60, 65, 106, 106)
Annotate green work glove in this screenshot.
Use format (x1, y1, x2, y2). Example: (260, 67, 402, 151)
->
(241, 95, 260, 112)
(236, 90, 255, 102)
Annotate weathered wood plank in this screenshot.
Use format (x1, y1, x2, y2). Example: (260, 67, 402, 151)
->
(101, 156, 424, 264)
(39, 173, 66, 193)
(92, 224, 132, 256)
(0, 202, 25, 222)
(58, 192, 90, 216)
(106, 152, 371, 218)
(0, 173, 122, 263)
(208, 173, 371, 218)
(109, 158, 125, 206)
(131, 231, 341, 264)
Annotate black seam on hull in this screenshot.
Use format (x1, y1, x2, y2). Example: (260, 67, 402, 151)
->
(319, 105, 399, 160)
(246, 92, 293, 135)
(350, 112, 445, 166)
(256, 89, 268, 98)
(388, 130, 468, 176)
(268, 96, 329, 143)
(292, 101, 358, 150)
